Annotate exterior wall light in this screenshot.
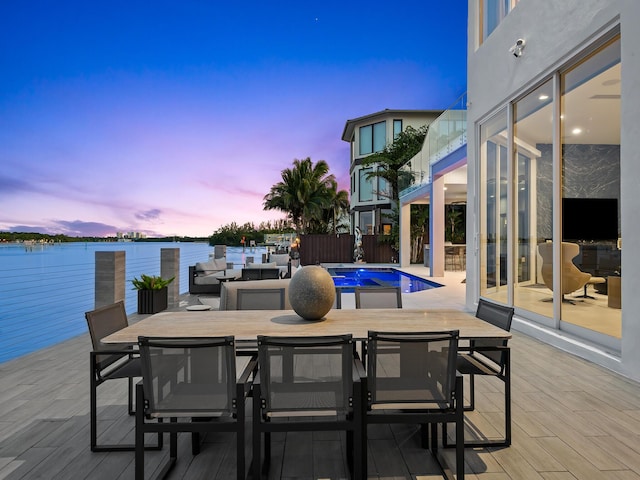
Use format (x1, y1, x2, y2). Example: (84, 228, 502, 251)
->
(509, 38, 526, 57)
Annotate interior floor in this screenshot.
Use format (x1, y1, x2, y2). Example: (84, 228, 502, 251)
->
(484, 282, 621, 339)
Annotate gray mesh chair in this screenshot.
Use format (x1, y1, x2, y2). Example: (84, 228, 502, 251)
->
(85, 301, 161, 452)
(237, 288, 286, 310)
(333, 287, 342, 309)
(365, 330, 464, 480)
(236, 288, 286, 354)
(135, 336, 257, 480)
(354, 286, 402, 308)
(252, 334, 365, 479)
(445, 298, 513, 448)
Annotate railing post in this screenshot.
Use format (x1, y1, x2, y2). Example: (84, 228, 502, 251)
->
(95, 251, 126, 308)
(161, 248, 180, 308)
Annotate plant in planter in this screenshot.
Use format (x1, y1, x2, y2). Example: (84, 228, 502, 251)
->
(131, 274, 175, 314)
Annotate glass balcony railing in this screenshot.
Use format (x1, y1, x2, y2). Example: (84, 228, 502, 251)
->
(399, 93, 467, 198)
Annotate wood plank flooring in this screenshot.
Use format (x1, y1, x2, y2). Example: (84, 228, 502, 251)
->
(2, 297, 640, 479)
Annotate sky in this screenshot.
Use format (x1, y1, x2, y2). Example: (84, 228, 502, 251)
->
(0, 1, 467, 238)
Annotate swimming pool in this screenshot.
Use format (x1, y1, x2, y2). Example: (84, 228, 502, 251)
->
(328, 267, 442, 293)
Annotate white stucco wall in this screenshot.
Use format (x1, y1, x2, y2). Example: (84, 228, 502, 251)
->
(466, 0, 640, 380)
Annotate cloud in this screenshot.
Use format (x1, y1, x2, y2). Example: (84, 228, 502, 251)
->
(51, 220, 119, 237)
(135, 209, 162, 222)
(0, 174, 40, 196)
(6, 220, 118, 237)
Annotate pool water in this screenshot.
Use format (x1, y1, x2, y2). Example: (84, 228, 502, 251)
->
(328, 267, 442, 293)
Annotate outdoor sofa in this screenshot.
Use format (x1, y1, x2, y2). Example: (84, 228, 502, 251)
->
(188, 258, 241, 294)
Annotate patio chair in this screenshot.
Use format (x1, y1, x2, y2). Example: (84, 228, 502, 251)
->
(85, 301, 162, 452)
(333, 287, 342, 309)
(236, 288, 286, 354)
(444, 298, 513, 448)
(135, 336, 257, 480)
(364, 330, 464, 480)
(252, 334, 365, 479)
(237, 288, 286, 310)
(354, 286, 402, 308)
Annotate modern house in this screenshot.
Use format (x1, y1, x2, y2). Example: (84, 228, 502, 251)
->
(341, 109, 441, 236)
(400, 0, 640, 381)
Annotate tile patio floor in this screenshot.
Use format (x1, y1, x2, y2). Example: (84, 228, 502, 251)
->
(1, 268, 639, 479)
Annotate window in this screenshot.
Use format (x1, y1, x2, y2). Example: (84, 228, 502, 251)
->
(479, 110, 508, 300)
(359, 168, 374, 202)
(477, 34, 622, 344)
(377, 176, 391, 200)
(560, 37, 620, 337)
(481, 0, 519, 43)
(359, 211, 373, 235)
(393, 119, 402, 139)
(359, 121, 386, 155)
(512, 80, 553, 318)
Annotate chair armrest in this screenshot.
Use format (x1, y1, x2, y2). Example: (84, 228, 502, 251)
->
(458, 344, 510, 353)
(238, 356, 258, 384)
(237, 356, 259, 398)
(90, 347, 137, 357)
(352, 356, 366, 383)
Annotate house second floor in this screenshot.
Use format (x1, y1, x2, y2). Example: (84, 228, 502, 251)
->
(341, 109, 442, 211)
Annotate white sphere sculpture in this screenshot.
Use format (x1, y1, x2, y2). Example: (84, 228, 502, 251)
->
(288, 265, 335, 320)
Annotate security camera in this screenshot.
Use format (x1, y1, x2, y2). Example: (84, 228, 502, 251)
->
(509, 38, 526, 57)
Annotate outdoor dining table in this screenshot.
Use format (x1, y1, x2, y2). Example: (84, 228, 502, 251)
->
(102, 308, 513, 344)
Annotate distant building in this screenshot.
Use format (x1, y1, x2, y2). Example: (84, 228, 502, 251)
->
(341, 109, 442, 236)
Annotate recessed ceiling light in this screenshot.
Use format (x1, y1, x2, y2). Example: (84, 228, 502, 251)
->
(572, 127, 582, 135)
(538, 94, 549, 100)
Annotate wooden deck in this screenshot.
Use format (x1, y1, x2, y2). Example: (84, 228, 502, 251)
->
(2, 300, 640, 479)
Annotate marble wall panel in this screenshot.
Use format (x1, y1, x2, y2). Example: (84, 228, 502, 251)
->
(535, 143, 620, 240)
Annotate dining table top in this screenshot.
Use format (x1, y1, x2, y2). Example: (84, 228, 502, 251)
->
(102, 308, 512, 344)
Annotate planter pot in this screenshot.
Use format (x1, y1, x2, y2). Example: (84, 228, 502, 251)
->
(137, 287, 168, 314)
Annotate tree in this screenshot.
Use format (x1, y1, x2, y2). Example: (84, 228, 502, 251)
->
(263, 158, 348, 234)
(358, 125, 428, 258)
(322, 179, 350, 234)
(360, 125, 428, 202)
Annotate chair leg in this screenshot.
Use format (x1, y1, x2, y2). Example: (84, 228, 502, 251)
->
(91, 356, 162, 452)
(236, 396, 245, 480)
(504, 356, 512, 447)
(430, 423, 438, 455)
(455, 377, 465, 480)
(465, 374, 475, 411)
(420, 423, 429, 449)
(90, 367, 98, 451)
(252, 384, 262, 480)
(128, 376, 134, 415)
(135, 384, 145, 480)
(443, 372, 510, 448)
(170, 419, 178, 461)
(192, 432, 201, 455)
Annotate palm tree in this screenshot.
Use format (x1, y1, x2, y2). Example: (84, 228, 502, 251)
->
(263, 158, 345, 234)
(325, 179, 350, 234)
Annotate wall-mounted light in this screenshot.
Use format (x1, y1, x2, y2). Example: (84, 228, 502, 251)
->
(509, 38, 526, 57)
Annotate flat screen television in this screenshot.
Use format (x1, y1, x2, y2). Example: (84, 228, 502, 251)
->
(562, 197, 618, 242)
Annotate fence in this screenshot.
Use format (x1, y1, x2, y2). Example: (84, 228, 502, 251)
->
(298, 234, 395, 265)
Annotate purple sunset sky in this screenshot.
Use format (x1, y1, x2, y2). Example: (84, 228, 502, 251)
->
(0, 1, 467, 238)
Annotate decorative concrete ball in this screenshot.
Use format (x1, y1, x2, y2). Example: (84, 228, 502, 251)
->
(288, 265, 336, 320)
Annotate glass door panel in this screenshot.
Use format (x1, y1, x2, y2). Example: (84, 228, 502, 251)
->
(512, 80, 554, 317)
(560, 38, 621, 338)
(479, 110, 508, 303)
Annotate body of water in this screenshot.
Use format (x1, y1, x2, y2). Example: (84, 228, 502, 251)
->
(0, 242, 267, 363)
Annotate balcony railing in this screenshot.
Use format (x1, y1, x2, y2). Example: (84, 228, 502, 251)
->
(399, 93, 467, 198)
